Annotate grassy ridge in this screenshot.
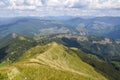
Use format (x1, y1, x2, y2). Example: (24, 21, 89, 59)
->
(0, 42, 107, 80)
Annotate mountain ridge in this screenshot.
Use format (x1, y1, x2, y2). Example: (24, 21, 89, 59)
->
(0, 42, 108, 80)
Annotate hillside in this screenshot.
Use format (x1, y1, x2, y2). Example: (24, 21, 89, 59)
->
(0, 42, 108, 80)
(0, 17, 120, 39)
(0, 34, 120, 80)
(0, 33, 37, 63)
(49, 34, 120, 62)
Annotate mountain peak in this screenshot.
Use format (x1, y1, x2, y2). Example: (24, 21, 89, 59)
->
(11, 33, 18, 39)
(17, 42, 107, 80)
(48, 42, 59, 46)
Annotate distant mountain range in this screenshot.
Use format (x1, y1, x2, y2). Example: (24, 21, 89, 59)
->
(0, 17, 120, 39)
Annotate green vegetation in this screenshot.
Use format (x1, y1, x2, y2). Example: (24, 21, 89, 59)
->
(0, 34, 120, 80)
(0, 73, 8, 80)
(71, 49, 120, 80)
(60, 36, 120, 62)
(0, 37, 37, 63)
(0, 42, 108, 80)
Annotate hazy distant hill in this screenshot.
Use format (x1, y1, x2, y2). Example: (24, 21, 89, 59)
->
(0, 17, 120, 39)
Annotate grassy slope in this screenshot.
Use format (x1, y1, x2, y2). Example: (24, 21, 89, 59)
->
(72, 48, 120, 80)
(0, 42, 108, 80)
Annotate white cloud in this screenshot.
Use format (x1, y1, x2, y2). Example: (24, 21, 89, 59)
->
(44, 0, 89, 8)
(25, 0, 42, 6)
(0, 1, 5, 6)
(87, 0, 120, 9)
(6, 0, 42, 9)
(1, 0, 120, 9)
(45, 0, 62, 7)
(0, 0, 120, 17)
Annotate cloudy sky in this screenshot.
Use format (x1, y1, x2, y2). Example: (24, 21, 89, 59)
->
(0, 0, 120, 17)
